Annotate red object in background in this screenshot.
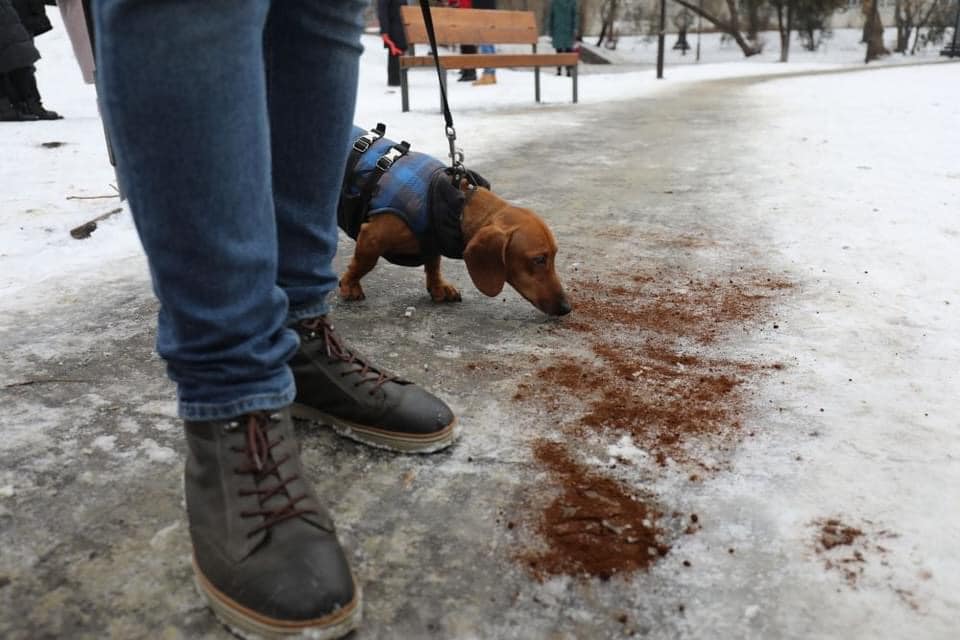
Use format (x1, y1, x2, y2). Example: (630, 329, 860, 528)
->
(382, 33, 403, 55)
(448, 0, 473, 7)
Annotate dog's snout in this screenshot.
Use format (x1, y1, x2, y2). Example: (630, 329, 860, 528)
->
(556, 298, 572, 316)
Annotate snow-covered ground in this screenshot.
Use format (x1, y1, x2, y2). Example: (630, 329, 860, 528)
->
(1, 19, 954, 318)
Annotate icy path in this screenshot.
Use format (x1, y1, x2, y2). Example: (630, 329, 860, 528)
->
(1, 22, 958, 639)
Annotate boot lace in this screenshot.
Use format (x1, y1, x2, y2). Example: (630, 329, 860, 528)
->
(299, 316, 396, 395)
(230, 412, 315, 537)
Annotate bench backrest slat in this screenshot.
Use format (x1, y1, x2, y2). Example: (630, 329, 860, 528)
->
(400, 6, 538, 46)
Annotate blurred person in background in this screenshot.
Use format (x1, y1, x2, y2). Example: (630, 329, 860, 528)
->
(472, 0, 496, 86)
(0, 0, 60, 119)
(549, 0, 578, 76)
(450, 0, 477, 82)
(378, 0, 407, 87)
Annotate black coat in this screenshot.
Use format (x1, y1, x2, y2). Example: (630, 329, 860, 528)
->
(377, 0, 407, 50)
(0, 0, 39, 74)
(11, 0, 50, 37)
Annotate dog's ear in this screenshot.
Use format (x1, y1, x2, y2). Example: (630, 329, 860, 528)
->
(463, 226, 514, 297)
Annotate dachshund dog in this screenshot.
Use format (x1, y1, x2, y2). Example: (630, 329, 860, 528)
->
(337, 127, 571, 316)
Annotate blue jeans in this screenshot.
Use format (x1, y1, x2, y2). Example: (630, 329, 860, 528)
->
(478, 44, 496, 76)
(94, 0, 366, 420)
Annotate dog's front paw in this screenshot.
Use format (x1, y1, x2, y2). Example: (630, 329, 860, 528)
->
(339, 281, 366, 301)
(429, 283, 462, 303)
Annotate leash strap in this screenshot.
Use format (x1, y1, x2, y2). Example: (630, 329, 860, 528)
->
(418, 0, 468, 184)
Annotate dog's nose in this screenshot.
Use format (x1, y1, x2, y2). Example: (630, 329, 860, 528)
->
(556, 298, 572, 316)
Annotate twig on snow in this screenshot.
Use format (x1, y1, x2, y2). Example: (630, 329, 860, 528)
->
(70, 207, 124, 239)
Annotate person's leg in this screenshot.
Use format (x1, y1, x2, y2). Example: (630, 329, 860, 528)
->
(264, 0, 457, 453)
(474, 43, 496, 85)
(0, 72, 36, 120)
(10, 65, 61, 119)
(459, 44, 477, 81)
(387, 52, 401, 86)
(267, 0, 366, 320)
(95, 0, 296, 422)
(94, 2, 360, 636)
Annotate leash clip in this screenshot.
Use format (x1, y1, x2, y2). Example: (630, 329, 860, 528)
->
(445, 125, 465, 170)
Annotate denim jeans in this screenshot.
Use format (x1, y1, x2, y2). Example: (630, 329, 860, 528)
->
(94, 0, 366, 420)
(478, 44, 496, 76)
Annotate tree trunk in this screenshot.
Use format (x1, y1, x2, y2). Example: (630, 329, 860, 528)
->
(895, 0, 908, 53)
(745, 0, 762, 41)
(911, 0, 940, 54)
(672, 0, 761, 56)
(596, 0, 619, 48)
(776, 2, 790, 62)
(863, 0, 889, 62)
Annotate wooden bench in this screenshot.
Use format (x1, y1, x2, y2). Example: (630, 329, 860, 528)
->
(398, 6, 579, 112)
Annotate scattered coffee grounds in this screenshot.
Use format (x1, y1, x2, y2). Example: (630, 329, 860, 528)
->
(512, 266, 792, 581)
(819, 519, 863, 550)
(813, 518, 900, 588)
(565, 274, 793, 344)
(522, 441, 670, 581)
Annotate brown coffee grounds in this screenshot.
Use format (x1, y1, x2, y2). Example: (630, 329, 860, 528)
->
(566, 274, 792, 344)
(813, 518, 901, 588)
(511, 267, 792, 581)
(819, 519, 863, 550)
(521, 441, 670, 581)
(531, 341, 748, 466)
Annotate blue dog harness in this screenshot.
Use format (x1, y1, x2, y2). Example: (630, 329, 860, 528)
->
(339, 124, 489, 267)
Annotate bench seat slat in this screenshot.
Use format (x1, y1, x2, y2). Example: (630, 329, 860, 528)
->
(400, 53, 579, 70)
(400, 6, 538, 45)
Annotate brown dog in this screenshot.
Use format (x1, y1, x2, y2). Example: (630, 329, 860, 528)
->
(338, 184, 571, 316)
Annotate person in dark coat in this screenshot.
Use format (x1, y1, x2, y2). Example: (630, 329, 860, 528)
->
(0, 0, 60, 119)
(12, 0, 51, 35)
(378, 0, 407, 87)
(449, 0, 477, 82)
(549, 0, 578, 76)
(0, 0, 39, 120)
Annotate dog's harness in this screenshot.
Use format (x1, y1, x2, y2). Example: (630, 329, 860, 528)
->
(339, 124, 489, 267)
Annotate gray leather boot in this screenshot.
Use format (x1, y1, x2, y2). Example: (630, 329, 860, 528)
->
(290, 316, 457, 453)
(184, 409, 361, 639)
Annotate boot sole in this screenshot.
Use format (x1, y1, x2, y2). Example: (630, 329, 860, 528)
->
(193, 559, 362, 640)
(290, 403, 457, 454)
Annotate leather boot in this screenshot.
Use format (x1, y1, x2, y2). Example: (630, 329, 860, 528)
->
(185, 409, 361, 639)
(21, 99, 62, 120)
(289, 316, 457, 453)
(0, 97, 38, 121)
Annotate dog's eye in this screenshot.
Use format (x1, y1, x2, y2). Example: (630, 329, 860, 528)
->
(532, 255, 548, 266)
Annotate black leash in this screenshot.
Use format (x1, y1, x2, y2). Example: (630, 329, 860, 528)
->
(418, 0, 470, 184)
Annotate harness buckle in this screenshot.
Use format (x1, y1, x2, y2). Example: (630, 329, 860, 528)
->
(352, 123, 387, 153)
(375, 142, 410, 172)
(353, 136, 374, 153)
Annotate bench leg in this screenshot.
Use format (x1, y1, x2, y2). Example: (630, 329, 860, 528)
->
(572, 65, 578, 104)
(535, 66, 541, 103)
(401, 68, 410, 113)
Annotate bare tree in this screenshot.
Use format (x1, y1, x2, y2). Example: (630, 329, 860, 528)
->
(895, 0, 953, 53)
(596, 0, 621, 47)
(863, 0, 890, 61)
(671, 0, 763, 56)
(772, 0, 795, 61)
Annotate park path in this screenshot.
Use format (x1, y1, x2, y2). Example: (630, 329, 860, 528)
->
(2, 64, 957, 639)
